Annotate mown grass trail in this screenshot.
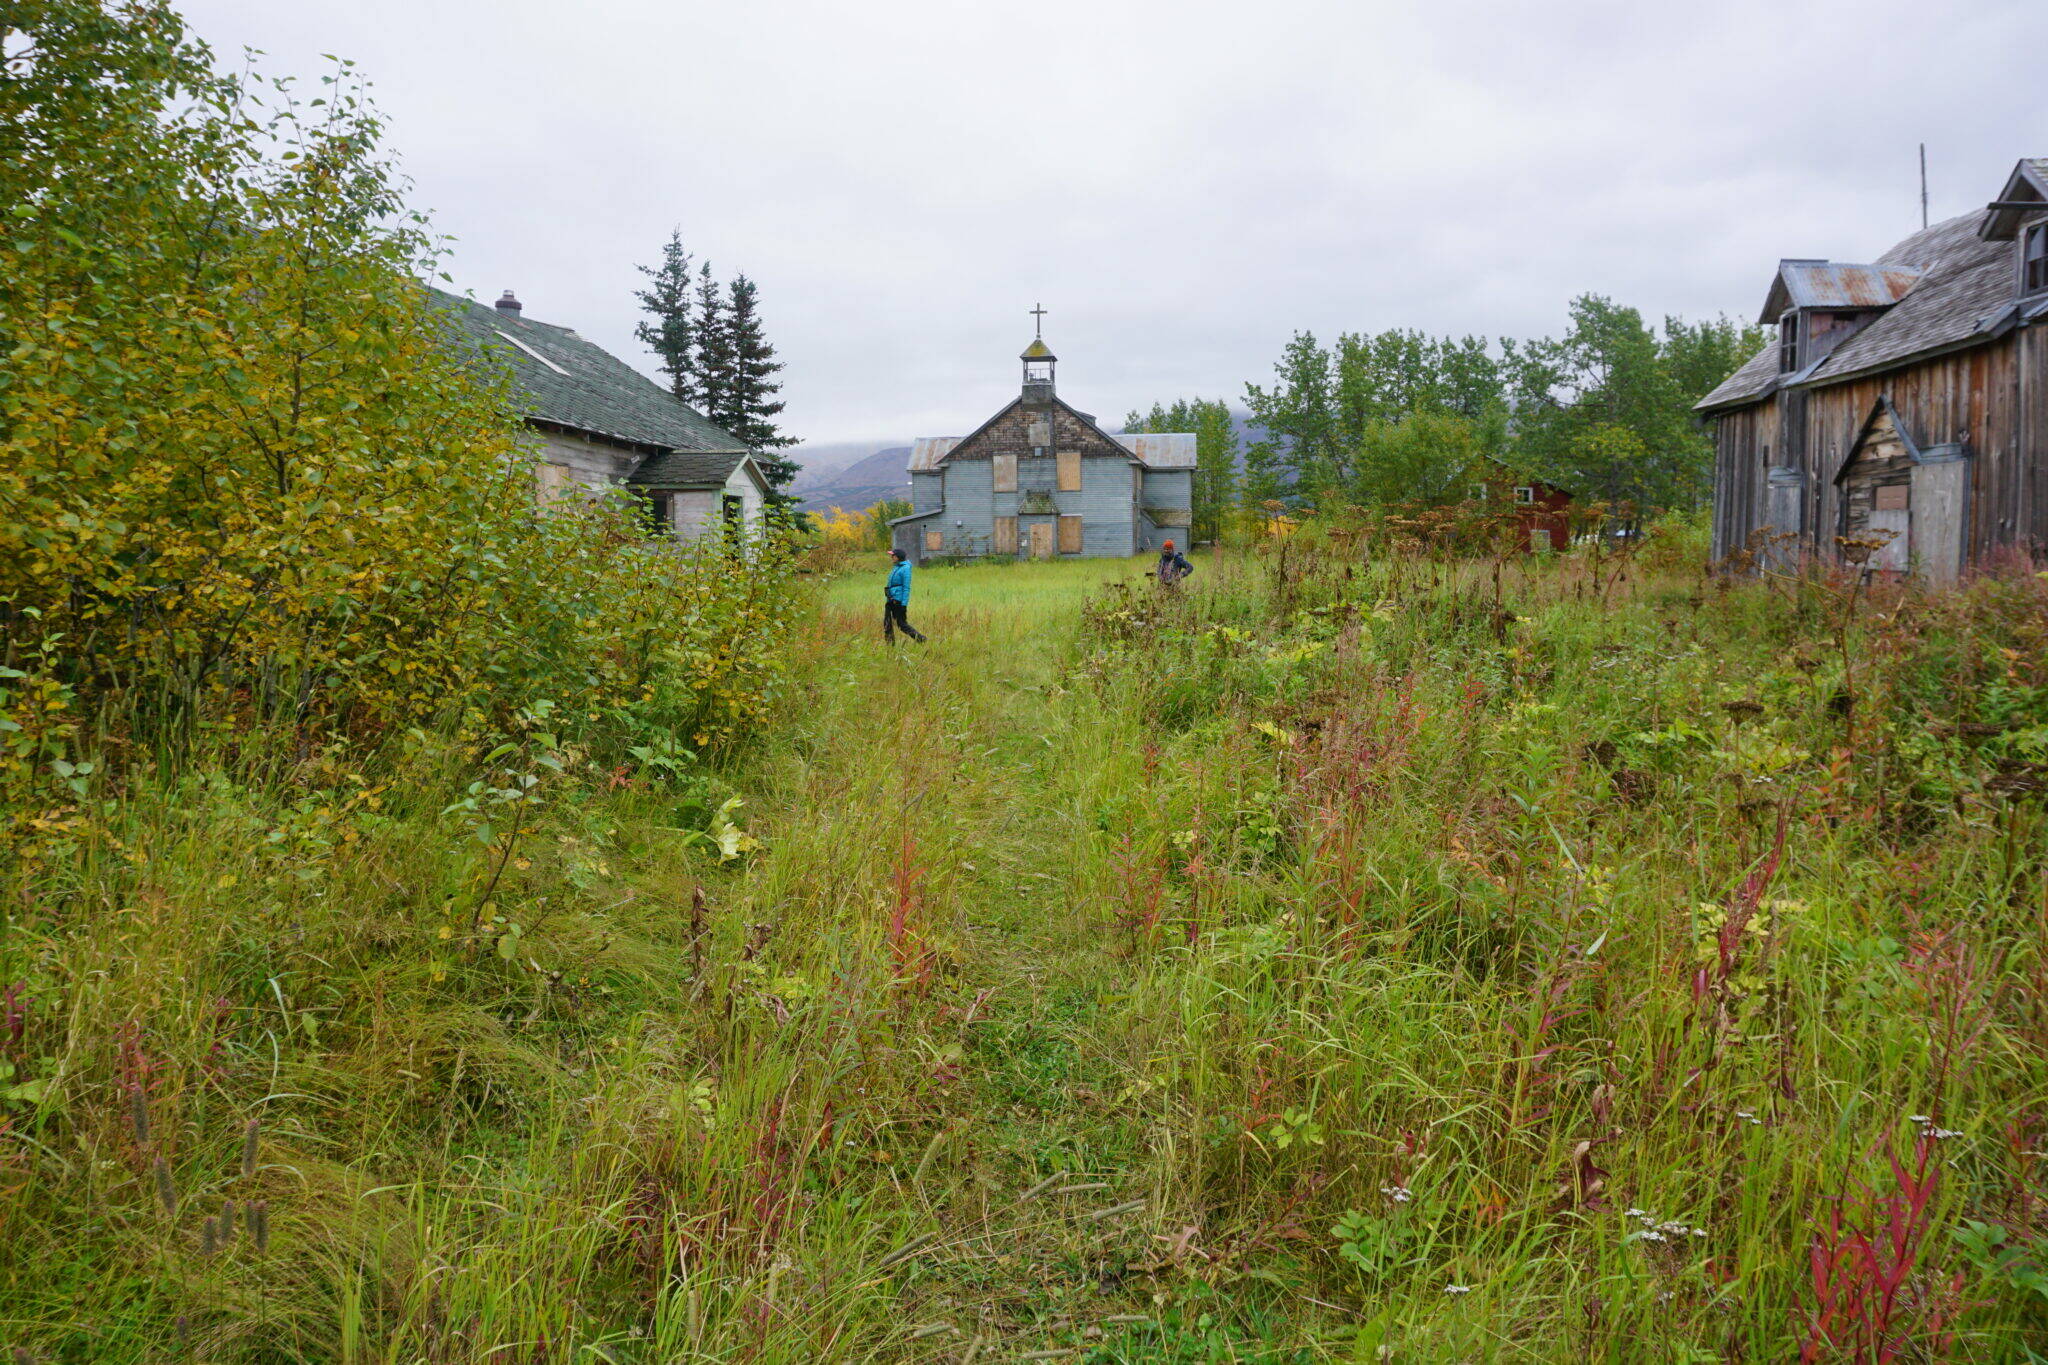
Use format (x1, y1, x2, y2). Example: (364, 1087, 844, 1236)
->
(740, 557, 1207, 1356)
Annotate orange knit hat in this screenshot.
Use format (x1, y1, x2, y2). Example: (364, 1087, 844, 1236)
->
(1163, 540, 1175, 551)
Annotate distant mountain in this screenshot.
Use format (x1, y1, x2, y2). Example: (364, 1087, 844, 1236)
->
(789, 439, 900, 490)
(797, 445, 911, 514)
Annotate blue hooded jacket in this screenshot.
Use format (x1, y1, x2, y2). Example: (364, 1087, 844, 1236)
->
(886, 560, 912, 605)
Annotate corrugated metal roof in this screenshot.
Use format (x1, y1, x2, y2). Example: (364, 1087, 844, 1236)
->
(906, 437, 961, 472)
(1760, 262, 1922, 323)
(1698, 178, 2045, 414)
(1814, 209, 2019, 383)
(1112, 433, 1197, 468)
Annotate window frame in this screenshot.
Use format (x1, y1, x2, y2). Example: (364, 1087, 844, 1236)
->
(2022, 221, 2048, 296)
(1778, 313, 1800, 373)
(1513, 485, 1536, 505)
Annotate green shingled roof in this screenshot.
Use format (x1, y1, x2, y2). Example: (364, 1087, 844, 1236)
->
(1020, 338, 1055, 360)
(429, 287, 749, 460)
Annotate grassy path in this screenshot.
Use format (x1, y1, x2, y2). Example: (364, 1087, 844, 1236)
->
(730, 558, 1201, 1359)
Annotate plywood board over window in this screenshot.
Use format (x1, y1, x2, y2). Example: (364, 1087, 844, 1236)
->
(1058, 514, 1083, 554)
(992, 452, 1018, 493)
(534, 461, 574, 502)
(923, 529, 943, 553)
(993, 516, 1018, 554)
(1056, 450, 1082, 492)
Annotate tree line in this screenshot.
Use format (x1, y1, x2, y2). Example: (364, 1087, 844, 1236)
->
(633, 231, 799, 506)
(1127, 296, 1765, 536)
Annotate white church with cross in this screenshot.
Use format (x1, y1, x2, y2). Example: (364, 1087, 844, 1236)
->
(889, 309, 1196, 562)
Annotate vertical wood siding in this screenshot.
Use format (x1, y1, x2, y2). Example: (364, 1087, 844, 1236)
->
(1712, 329, 2044, 573)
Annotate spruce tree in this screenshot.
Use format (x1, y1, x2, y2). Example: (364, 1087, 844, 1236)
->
(632, 228, 697, 405)
(723, 273, 799, 501)
(692, 261, 734, 428)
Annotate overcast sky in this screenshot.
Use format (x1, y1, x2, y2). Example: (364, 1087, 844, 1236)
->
(179, 0, 2047, 459)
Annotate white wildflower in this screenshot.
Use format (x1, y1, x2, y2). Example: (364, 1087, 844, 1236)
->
(1444, 1284, 1471, 1295)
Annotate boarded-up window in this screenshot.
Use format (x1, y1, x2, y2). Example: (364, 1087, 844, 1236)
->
(1875, 483, 1910, 511)
(993, 516, 1018, 554)
(1058, 515, 1082, 554)
(992, 452, 1018, 493)
(923, 529, 943, 553)
(1056, 450, 1082, 492)
(534, 461, 574, 502)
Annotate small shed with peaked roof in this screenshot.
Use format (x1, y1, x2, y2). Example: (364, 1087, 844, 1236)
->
(432, 287, 770, 543)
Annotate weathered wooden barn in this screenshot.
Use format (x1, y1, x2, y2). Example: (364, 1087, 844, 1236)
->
(890, 333, 1195, 562)
(433, 287, 769, 543)
(1698, 158, 2048, 581)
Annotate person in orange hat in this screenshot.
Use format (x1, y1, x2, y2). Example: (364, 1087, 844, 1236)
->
(1155, 538, 1193, 588)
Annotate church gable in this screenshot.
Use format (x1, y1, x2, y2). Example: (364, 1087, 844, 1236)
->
(942, 398, 1130, 466)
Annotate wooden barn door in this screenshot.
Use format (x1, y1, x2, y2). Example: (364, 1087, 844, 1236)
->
(1028, 522, 1054, 559)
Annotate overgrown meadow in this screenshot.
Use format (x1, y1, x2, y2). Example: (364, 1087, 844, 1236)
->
(11, 516, 2048, 1361)
(8, 6, 2048, 1361)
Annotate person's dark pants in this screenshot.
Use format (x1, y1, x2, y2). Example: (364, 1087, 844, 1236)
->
(884, 598, 925, 644)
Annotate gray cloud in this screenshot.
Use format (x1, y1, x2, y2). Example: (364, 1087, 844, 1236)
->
(179, 0, 2048, 450)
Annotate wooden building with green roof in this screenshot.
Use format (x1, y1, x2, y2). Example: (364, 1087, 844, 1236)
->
(433, 287, 769, 542)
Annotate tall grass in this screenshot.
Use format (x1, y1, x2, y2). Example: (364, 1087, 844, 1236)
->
(4, 538, 2045, 1361)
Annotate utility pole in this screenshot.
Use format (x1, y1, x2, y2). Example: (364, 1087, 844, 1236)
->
(1919, 143, 1929, 230)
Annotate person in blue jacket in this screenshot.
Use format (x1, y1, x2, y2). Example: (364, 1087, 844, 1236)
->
(883, 549, 926, 644)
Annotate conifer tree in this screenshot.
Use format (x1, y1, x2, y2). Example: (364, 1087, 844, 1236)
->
(722, 273, 799, 502)
(632, 228, 697, 405)
(692, 261, 734, 426)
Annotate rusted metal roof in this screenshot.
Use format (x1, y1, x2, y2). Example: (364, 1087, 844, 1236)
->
(906, 437, 961, 471)
(1759, 261, 1922, 324)
(1112, 433, 1197, 468)
(1698, 190, 2038, 413)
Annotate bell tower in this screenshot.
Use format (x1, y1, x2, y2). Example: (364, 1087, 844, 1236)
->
(1021, 302, 1055, 407)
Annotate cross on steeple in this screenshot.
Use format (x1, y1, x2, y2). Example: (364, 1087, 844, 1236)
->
(1030, 302, 1047, 339)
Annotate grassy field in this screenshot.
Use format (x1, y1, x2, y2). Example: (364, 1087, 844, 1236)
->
(6, 536, 2048, 1362)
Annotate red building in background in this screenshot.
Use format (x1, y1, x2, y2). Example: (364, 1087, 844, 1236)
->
(1475, 470, 1573, 552)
